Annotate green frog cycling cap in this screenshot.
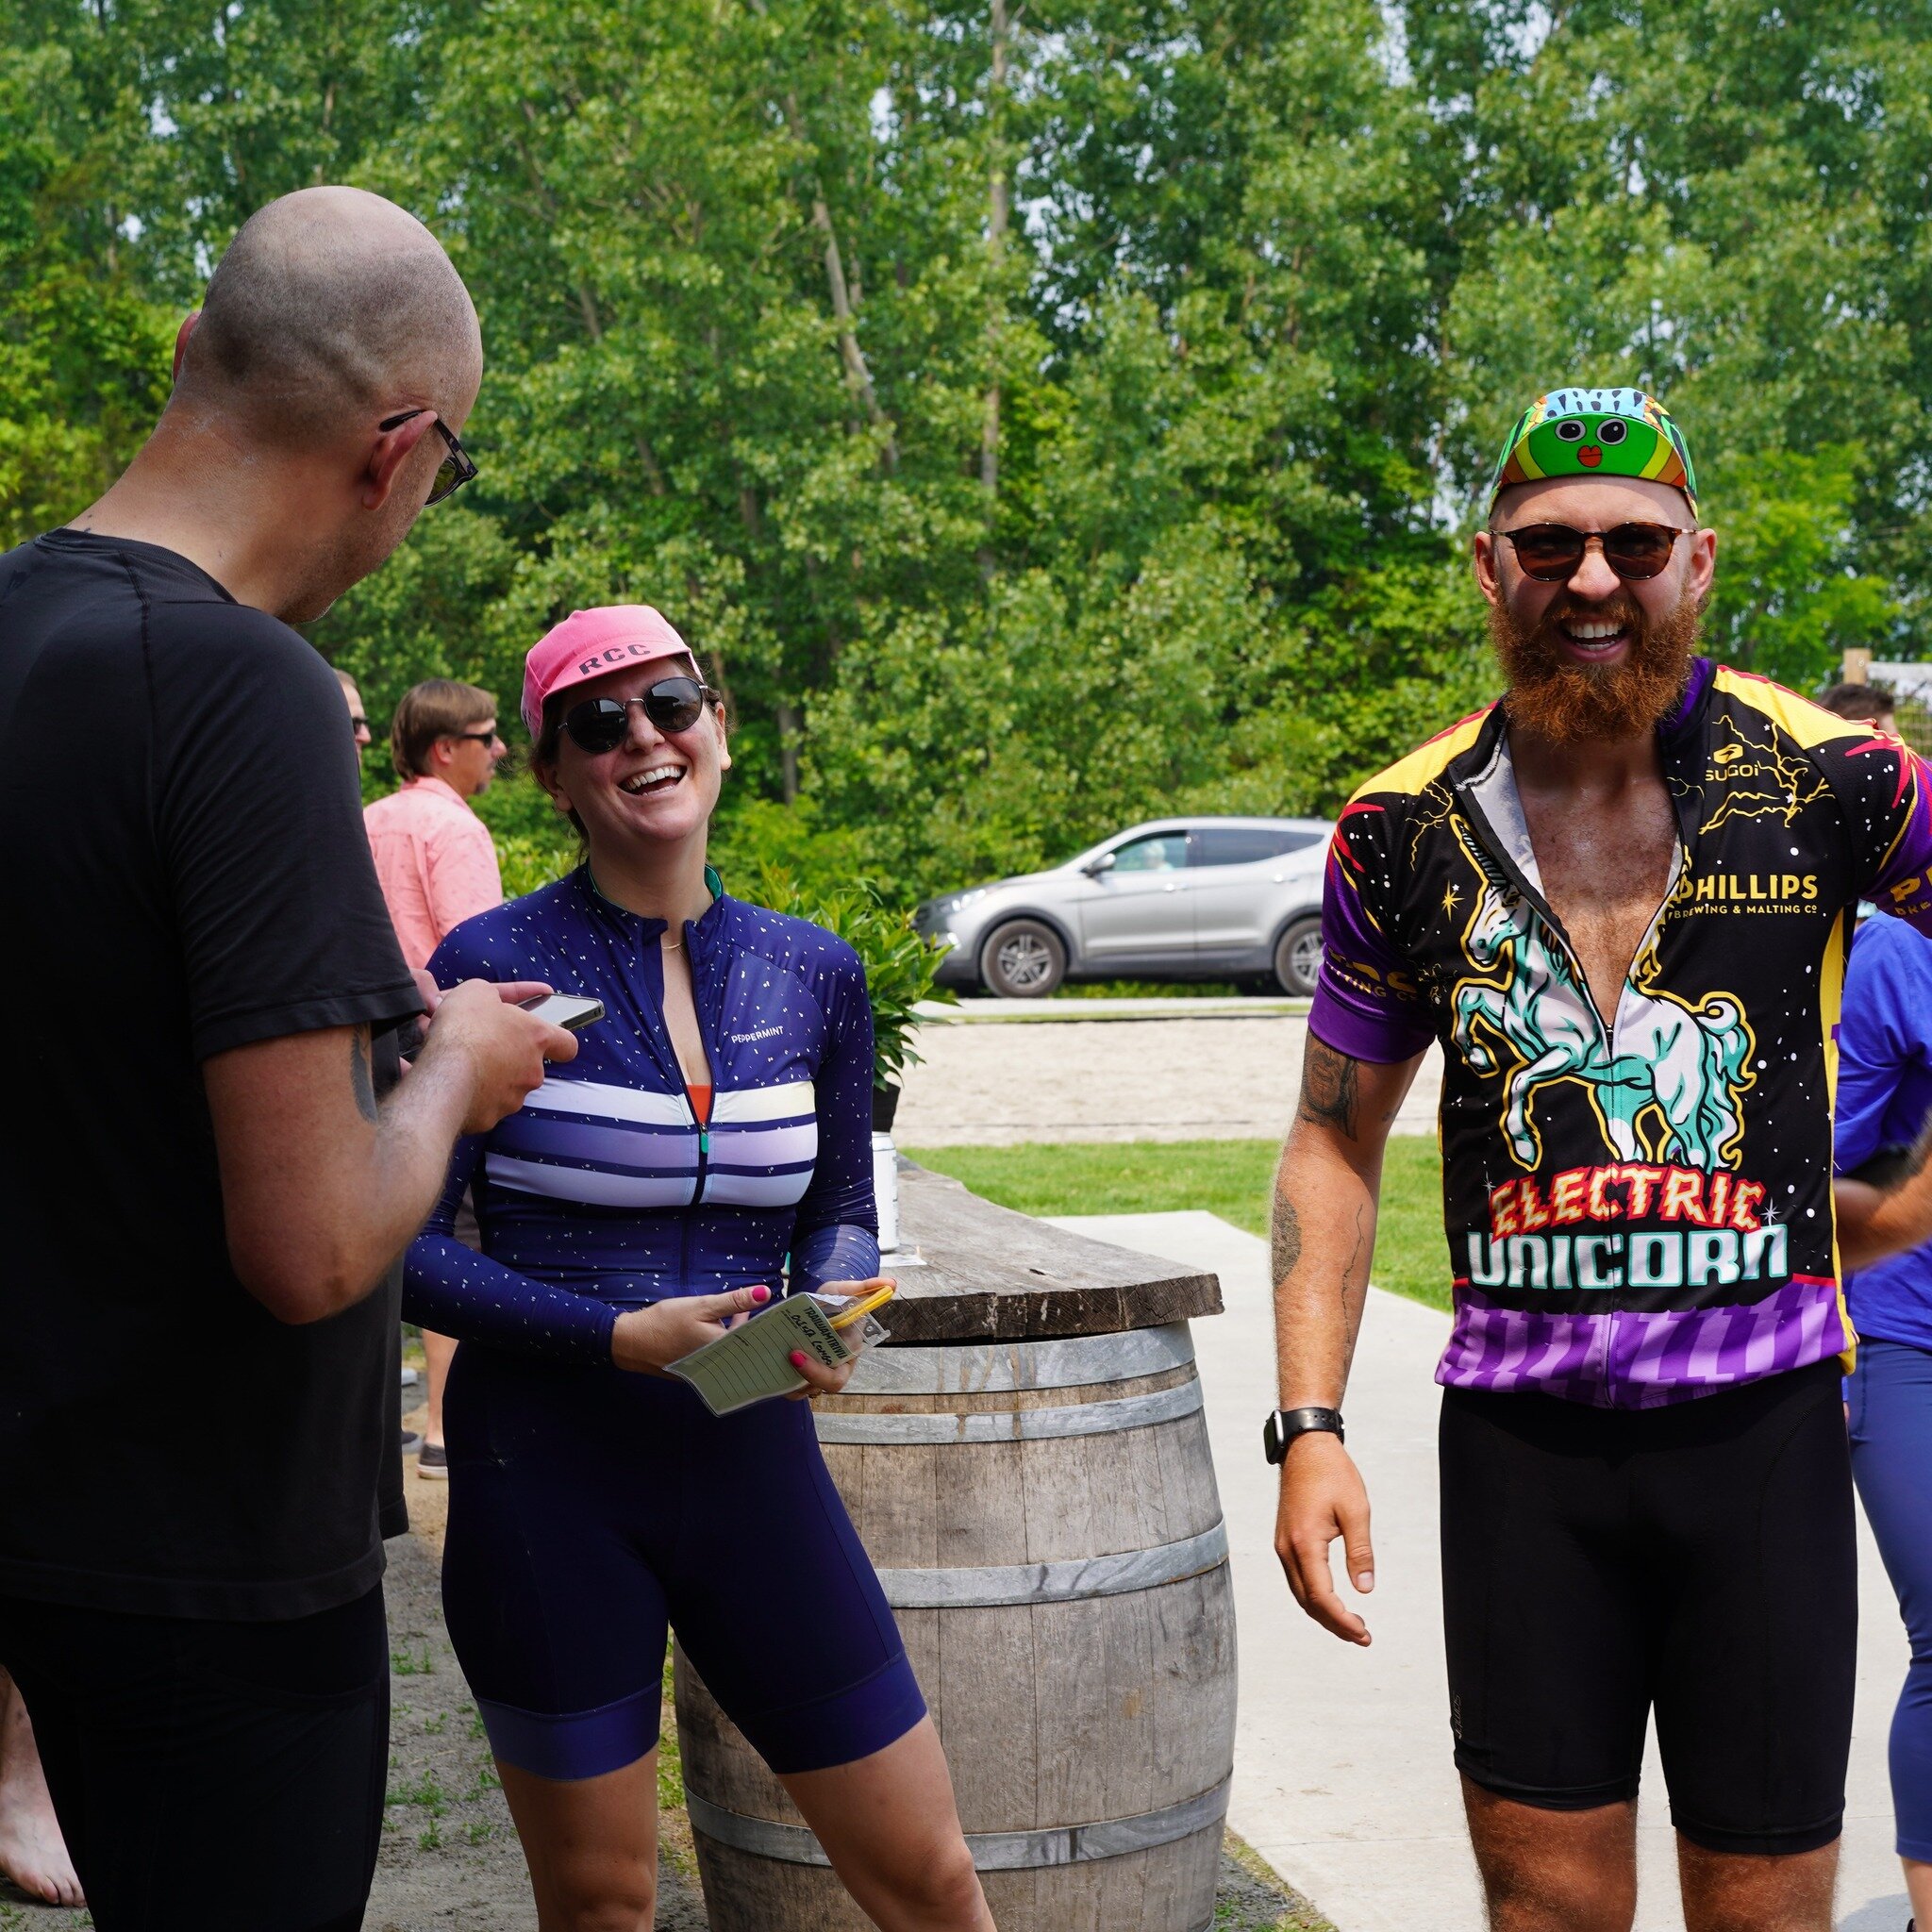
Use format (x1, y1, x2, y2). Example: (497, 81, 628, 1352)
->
(1488, 387, 1698, 518)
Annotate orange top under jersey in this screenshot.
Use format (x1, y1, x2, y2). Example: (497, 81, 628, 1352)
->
(688, 1084, 712, 1125)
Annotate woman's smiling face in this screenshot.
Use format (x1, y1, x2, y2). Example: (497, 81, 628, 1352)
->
(537, 656, 729, 856)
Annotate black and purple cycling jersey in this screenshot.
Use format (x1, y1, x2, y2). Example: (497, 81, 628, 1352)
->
(1313, 657, 1932, 1408)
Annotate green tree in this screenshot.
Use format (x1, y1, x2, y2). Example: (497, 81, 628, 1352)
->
(0, 29, 171, 546)
(8, 0, 1932, 906)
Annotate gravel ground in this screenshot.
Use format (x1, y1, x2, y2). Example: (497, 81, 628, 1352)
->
(895, 1012, 1443, 1146)
(364, 1415, 710, 1932)
(2, 1437, 1333, 1932)
(368, 1525, 710, 1932)
(371, 1494, 1331, 1931)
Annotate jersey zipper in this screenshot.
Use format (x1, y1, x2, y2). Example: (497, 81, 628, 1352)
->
(1454, 770, 1691, 1406)
(685, 911, 728, 1213)
(626, 921, 705, 1228)
(689, 1089, 710, 1205)
(1454, 782, 1614, 1038)
(1455, 779, 1688, 1047)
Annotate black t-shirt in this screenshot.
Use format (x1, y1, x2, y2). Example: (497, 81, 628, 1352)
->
(0, 530, 422, 1620)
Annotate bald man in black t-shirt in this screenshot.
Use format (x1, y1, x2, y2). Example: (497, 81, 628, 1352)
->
(0, 187, 576, 1930)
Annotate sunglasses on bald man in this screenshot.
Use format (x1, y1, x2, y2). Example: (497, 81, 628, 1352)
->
(379, 409, 478, 507)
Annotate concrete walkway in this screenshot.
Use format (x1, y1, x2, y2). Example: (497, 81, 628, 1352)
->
(1051, 1210, 1913, 1932)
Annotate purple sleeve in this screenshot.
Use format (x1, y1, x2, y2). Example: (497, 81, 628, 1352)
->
(403, 1139, 622, 1363)
(1830, 738, 1932, 933)
(790, 954, 882, 1293)
(1307, 806, 1435, 1065)
(1832, 924, 1931, 1174)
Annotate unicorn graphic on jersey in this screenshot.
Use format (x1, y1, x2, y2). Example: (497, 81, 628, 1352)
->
(1447, 823, 1754, 1169)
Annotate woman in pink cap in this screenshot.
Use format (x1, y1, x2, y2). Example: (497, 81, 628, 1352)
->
(402, 607, 994, 1930)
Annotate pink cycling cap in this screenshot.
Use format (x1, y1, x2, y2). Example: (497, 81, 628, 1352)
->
(521, 605, 696, 735)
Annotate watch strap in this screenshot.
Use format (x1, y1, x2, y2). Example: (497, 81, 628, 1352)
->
(1263, 1405, 1345, 1463)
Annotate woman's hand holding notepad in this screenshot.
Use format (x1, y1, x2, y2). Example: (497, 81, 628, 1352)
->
(667, 1278, 896, 1416)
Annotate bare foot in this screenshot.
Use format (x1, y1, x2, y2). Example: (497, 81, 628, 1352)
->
(0, 1676, 83, 1907)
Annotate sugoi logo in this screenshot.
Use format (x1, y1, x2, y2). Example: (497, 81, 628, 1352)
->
(1713, 743, 1745, 765)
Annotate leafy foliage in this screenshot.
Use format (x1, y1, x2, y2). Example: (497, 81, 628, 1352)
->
(742, 867, 950, 1094)
(7, 0, 1932, 903)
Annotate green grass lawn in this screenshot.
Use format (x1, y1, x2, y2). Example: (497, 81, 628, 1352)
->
(903, 1137, 1451, 1312)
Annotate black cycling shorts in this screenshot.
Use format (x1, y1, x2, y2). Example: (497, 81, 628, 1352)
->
(1439, 1357, 1856, 1856)
(0, 1585, 389, 1931)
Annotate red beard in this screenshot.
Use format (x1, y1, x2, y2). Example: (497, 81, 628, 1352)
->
(1488, 586, 1702, 744)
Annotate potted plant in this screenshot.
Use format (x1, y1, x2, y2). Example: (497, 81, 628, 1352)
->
(744, 868, 950, 1251)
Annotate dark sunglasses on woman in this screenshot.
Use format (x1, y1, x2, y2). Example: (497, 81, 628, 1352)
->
(562, 678, 722, 754)
(1493, 521, 1692, 583)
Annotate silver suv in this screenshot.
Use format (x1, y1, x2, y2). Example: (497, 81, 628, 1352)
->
(914, 816, 1332, 999)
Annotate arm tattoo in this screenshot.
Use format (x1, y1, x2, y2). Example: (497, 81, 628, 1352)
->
(1296, 1038, 1362, 1139)
(1340, 1202, 1372, 1373)
(1272, 1195, 1303, 1289)
(349, 1029, 378, 1125)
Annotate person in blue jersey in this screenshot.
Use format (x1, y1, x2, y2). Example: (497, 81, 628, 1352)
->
(406, 605, 995, 1932)
(1833, 914, 1932, 1932)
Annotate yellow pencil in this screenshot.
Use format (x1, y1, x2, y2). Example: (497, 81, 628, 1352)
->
(823, 1279, 897, 1330)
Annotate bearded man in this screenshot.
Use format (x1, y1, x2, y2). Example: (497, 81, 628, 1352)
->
(1268, 388, 1932, 1932)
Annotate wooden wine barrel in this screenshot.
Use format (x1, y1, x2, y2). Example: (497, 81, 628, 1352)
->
(675, 1164, 1233, 1932)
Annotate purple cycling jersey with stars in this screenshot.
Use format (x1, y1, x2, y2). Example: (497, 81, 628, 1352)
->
(405, 868, 880, 1359)
(1310, 656, 1932, 1408)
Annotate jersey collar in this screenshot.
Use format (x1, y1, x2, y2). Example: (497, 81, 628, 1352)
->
(1658, 655, 1715, 742)
(575, 860, 726, 941)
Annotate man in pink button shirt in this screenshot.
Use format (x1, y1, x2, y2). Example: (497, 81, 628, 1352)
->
(365, 679, 506, 972)
(366, 678, 508, 1474)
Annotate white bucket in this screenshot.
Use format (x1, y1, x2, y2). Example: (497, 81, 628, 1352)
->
(872, 1132, 900, 1255)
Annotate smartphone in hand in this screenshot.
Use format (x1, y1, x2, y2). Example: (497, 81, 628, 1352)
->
(518, 992, 606, 1032)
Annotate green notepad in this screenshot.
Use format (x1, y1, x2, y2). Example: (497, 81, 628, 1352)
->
(667, 1295, 857, 1417)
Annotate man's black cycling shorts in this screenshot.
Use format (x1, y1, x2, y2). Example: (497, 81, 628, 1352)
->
(1440, 1357, 1855, 1856)
(0, 1584, 388, 1930)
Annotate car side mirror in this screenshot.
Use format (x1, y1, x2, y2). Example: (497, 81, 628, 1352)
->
(1084, 853, 1117, 877)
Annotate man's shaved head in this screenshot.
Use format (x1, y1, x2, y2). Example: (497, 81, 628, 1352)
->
(175, 187, 480, 443)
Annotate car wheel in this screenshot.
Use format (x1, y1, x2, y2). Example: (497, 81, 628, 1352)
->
(1273, 916, 1324, 997)
(981, 920, 1066, 999)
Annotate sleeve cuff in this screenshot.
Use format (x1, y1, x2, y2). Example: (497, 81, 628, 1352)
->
(193, 979, 426, 1061)
(1307, 979, 1434, 1066)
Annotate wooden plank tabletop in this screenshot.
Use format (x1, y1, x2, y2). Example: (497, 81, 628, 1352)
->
(879, 1163, 1224, 1344)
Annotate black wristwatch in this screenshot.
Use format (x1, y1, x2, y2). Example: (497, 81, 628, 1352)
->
(1263, 1407, 1345, 1464)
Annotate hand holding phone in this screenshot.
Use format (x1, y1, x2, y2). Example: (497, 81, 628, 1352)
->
(421, 979, 579, 1135)
(518, 992, 606, 1032)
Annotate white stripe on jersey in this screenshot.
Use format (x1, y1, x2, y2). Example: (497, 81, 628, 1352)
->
(703, 1170, 817, 1208)
(524, 1078, 694, 1129)
(711, 1080, 816, 1124)
(708, 1123, 819, 1168)
(486, 1154, 696, 1208)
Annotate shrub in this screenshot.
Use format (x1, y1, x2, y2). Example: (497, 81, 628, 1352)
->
(743, 867, 950, 1093)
